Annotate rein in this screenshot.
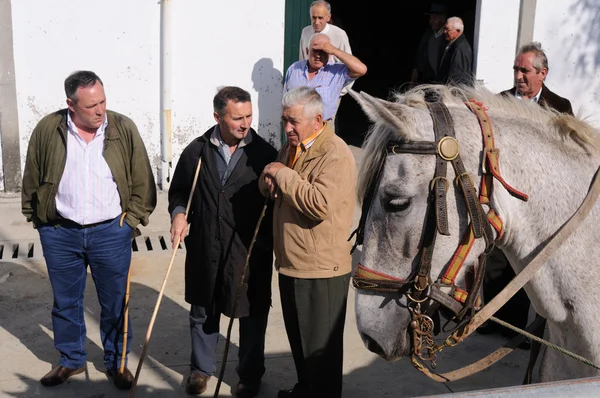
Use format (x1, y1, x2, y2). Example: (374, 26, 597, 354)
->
(351, 98, 600, 380)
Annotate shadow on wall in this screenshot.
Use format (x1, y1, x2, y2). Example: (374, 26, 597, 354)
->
(251, 58, 283, 148)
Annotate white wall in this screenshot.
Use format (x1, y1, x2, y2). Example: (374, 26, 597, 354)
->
(473, 0, 521, 93)
(10, 0, 285, 186)
(533, 0, 600, 122)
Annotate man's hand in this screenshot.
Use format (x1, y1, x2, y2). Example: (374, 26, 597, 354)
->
(263, 162, 286, 178)
(311, 40, 336, 55)
(170, 213, 189, 249)
(261, 162, 286, 199)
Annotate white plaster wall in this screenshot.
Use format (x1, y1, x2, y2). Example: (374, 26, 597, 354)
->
(169, 0, 285, 170)
(0, 132, 4, 192)
(533, 0, 600, 123)
(10, 0, 285, 187)
(473, 0, 521, 93)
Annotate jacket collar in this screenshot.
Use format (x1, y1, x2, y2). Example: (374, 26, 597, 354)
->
(56, 109, 120, 141)
(289, 122, 334, 169)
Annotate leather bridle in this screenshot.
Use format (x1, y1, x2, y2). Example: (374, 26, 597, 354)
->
(351, 99, 529, 366)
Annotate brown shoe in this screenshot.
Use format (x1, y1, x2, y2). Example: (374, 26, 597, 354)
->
(106, 367, 134, 390)
(235, 380, 261, 398)
(186, 371, 210, 395)
(40, 365, 86, 387)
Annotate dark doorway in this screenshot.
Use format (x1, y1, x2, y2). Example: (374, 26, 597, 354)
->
(329, 0, 477, 146)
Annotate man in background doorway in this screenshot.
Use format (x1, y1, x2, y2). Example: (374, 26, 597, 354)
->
(410, 2, 448, 85)
(299, 0, 354, 126)
(438, 16, 473, 86)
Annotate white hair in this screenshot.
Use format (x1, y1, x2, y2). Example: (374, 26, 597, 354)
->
(310, 0, 331, 15)
(447, 16, 464, 32)
(308, 32, 331, 47)
(282, 86, 324, 120)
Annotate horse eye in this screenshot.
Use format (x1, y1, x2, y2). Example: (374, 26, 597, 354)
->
(384, 197, 412, 212)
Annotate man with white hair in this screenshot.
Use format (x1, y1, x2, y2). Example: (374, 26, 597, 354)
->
(438, 16, 473, 86)
(259, 87, 356, 398)
(284, 33, 367, 124)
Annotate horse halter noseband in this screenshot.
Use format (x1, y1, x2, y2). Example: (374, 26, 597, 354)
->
(351, 99, 529, 366)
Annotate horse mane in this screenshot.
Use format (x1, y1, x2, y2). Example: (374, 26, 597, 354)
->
(357, 84, 600, 201)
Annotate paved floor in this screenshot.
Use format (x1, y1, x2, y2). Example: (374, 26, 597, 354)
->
(0, 147, 534, 397)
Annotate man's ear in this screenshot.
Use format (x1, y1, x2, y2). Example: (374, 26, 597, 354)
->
(326, 14, 331, 23)
(66, 98, 75, 112)
(213, 111, 220, 124)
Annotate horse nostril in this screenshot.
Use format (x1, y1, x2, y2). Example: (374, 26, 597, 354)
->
(363, 334, 385, 356)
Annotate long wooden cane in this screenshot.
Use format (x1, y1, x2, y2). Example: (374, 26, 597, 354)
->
(129, 157, 203, 398)
(119, 212, 131, 376)
(120, 269, 131, 374)
(213, 197, 270, 398)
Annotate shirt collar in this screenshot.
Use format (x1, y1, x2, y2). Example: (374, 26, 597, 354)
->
(210, 124, 253, 148)
(515, 86, 543, 103)
(66, 111, 108, 139)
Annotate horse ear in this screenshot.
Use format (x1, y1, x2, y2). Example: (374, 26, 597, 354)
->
(347, 89, 408, 136)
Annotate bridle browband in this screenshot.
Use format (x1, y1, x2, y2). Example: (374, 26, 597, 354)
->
(351, 99, 529, 366)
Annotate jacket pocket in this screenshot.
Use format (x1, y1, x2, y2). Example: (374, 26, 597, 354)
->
(302, 226, 317, 254)
(36, 176, 56, 222)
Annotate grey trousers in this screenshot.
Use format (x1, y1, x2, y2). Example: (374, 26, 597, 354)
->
(279, 273, 351, 398)
(189, 304, 269, 383)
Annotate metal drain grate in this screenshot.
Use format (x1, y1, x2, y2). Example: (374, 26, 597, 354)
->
(0, 233, 184, 261)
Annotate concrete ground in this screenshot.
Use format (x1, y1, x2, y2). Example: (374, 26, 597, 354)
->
(0, 147, 534, 397)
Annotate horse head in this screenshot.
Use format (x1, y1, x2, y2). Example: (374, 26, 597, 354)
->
(349, 86, 492, 361)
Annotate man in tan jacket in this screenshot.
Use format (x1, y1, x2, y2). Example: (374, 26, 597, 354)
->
(260, 86, 356, 398)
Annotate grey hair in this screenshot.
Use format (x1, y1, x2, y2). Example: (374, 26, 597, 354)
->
(310, 0, 331, 14)
(308, 32, 331, 47)
(282, 86, 324, 119)
(517, 41, 549, 73)
(447, 17, 464, 32)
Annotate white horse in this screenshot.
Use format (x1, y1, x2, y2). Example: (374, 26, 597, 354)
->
(351, 84, 600, 382)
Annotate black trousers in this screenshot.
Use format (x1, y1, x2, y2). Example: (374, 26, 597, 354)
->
(279, 273, 350, 398)
(483, 247, 530, 334)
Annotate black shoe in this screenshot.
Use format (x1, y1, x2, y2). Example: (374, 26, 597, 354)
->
(186, 371, 210, 395)
(518, 338, 532, 350)
(40, 365, 86, 387)
(106, 367, 134, 390)
(278, 389, 296, 398)
(235, 380, 261, 398)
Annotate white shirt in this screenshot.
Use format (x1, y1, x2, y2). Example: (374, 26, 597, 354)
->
(55, 113, 122, 225)
(515, 87, 542, 103)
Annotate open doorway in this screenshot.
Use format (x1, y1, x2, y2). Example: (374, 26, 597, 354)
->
(328, 0, 478, 146)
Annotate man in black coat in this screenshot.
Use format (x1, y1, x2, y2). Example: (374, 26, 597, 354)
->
(410, 3, 448, 85)
(168, 86, 277, 397)
(438, 17, 473, 86)
(482, 42, 574, 348)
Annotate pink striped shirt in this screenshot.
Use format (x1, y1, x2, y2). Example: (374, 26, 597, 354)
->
(55, 113, 122, 225)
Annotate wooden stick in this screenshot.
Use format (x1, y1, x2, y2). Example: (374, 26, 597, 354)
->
(129, 157, 203, 398)
(213, 197, 269, 398)
(120, 269, 131, 374)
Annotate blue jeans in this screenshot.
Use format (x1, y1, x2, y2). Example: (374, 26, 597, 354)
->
(38, 215, 133, 370)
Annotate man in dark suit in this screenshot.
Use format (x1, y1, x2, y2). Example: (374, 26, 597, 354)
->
(438, 17, 473, 86)
(481, 42, 574, 349)
(499, 41, 573, 114)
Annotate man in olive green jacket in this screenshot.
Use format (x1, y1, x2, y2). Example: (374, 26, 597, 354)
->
(21, 71, 156, 390)
(260, 86, 356, 398)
